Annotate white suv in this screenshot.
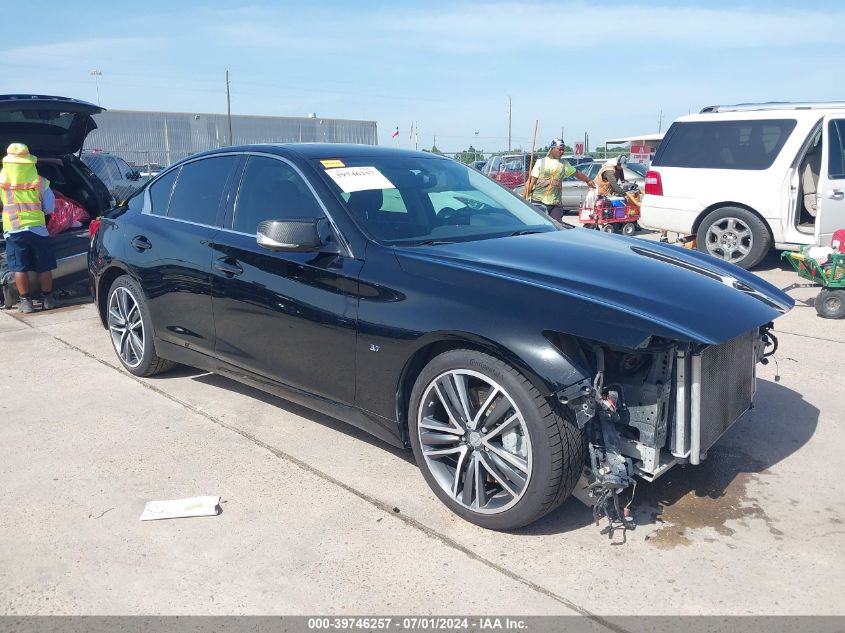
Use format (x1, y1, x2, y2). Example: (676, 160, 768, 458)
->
(640, 102, 845, 268)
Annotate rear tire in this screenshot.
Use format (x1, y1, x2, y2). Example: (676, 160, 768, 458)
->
(408, 349, 585, 530)
(622, 222, 636, 236)
(601, 224, 615, 233)
(815, 289, 845, 319)
(107, 275, 176, 376)
(696, 206, 771, 269)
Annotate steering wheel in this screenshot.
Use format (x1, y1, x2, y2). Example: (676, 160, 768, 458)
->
(438, 206, 471, 225)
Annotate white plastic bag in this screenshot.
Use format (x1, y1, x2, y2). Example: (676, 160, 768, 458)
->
(583, 187, 597, 211)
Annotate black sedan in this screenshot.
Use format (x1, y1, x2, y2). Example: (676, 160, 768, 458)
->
(89, 144, 793, 530)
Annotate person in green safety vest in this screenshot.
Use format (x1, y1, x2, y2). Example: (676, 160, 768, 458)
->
(524, 138, 594, 221)
(0, 143, 57, 313)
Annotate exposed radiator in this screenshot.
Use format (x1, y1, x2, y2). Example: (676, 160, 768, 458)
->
(672, 330, 758, 464)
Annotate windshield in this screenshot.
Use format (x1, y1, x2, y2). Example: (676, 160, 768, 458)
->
(314, 155, 556, 245)
(626, 162, 648, 177)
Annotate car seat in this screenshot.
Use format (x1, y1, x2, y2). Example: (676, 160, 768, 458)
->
(801, 141, 822, 219)
(346, 189, 384, 222)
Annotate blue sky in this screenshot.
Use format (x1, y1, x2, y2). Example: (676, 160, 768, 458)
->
(3, 0, 842, 154)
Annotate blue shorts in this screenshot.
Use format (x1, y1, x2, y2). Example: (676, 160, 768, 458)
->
(4, 231, 57, 274)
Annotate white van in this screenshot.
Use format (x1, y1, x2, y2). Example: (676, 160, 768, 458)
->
(640, 102, 845, 268)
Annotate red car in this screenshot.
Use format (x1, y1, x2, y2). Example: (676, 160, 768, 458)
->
(484, 153, 531, 189)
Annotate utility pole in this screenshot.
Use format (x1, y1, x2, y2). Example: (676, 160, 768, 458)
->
(90, 70, 102, 106)
(508, 96, 512, 152)
(658, 109, 664, 133)
(415, 121, 419, 151)
(226, 70, 233, 146)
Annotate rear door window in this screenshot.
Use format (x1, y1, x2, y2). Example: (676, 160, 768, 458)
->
(113, 157, 134, 179)
(85, 155, 109, 181)
(104, 157, 123, 182)
(148, 168, 179, 215)
(653, 119, 797, 170)
(167, 156, 237, 226)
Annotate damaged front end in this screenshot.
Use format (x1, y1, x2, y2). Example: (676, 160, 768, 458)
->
(559, 325, 779, 539)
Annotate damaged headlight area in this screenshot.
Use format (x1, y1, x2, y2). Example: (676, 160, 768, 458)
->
(552, 325, 778, 539)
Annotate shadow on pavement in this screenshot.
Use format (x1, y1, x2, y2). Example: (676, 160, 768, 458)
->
(752, 249, 794, 273)
(181, 370, 416, 465)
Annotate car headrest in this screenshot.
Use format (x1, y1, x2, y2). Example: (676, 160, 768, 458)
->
(346, 189, 384, 217)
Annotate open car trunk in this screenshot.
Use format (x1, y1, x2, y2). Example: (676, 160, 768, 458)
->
(1, 156, 113, 306)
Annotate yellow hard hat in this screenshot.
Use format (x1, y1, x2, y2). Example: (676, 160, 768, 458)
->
(3, 143, 37, 165)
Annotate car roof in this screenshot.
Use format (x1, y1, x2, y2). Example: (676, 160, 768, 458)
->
(191, 143, 440, 161)
(676, 108, 845, 123)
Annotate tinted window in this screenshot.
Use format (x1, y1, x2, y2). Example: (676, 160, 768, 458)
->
(104, 157, 122, 182)
(167, 156, 236, 225)
(233, 156, 324, 234)
(148, 168, 178, 215)
(653, 119, 797, 170)
(627, 162, 648, 177)
(114, 157, 133, 177)
(84, 156, 109, 181)
(828, 119, 845, 180)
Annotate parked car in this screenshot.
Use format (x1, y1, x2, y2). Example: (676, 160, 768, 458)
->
(470, 159, 487, 171)
(513, 160, 645, 211)
(483, 152, 532, 189)
(81, 151, 144, 204)
(561, 155, 594, 167)
(90, 143, 792, 530)
(0, 94, 113, 305)
(640, 101, 845, 268)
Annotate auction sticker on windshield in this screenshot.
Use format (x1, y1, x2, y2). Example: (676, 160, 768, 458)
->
(325, 166, 395, 193)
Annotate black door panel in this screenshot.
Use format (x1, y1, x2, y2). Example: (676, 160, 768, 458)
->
(126, 213, 220, 355)
(211, 231, 361, 404)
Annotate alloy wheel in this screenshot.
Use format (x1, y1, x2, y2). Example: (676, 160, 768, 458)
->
(416, 369, 532, 514)
(108, 286, 145, 368)
(705, 217, 752, 263)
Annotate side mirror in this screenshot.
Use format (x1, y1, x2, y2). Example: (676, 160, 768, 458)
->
(257, 218, 322, 252)
(127, 171, 140, 180)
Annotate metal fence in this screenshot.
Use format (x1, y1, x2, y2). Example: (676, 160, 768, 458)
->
(84, 110, 378, 169)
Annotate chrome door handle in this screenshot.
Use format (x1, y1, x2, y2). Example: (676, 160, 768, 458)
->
(828, 189, 844, 201)
(214, 257, 243, 276)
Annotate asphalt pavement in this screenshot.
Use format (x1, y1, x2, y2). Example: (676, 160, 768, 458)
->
(1, 238, 843, 619)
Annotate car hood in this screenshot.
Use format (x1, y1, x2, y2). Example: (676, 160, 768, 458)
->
(395, 229, 793, 349)
(0, 95, 103, 156)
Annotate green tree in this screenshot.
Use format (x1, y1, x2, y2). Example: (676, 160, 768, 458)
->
(454, 145, 482, 164)
(430, 145, 443, 155)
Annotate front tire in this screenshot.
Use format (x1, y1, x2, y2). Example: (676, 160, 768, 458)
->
(107, 275, 175, 376)
(696, 206, 771, 269)
(408, 349, 585, 530)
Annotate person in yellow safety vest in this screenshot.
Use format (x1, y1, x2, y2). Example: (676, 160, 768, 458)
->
(0, 143, 57, 313)
(524, 138, 594, 221)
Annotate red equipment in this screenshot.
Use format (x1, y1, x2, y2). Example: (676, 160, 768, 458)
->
(578, 196, 640, 235)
